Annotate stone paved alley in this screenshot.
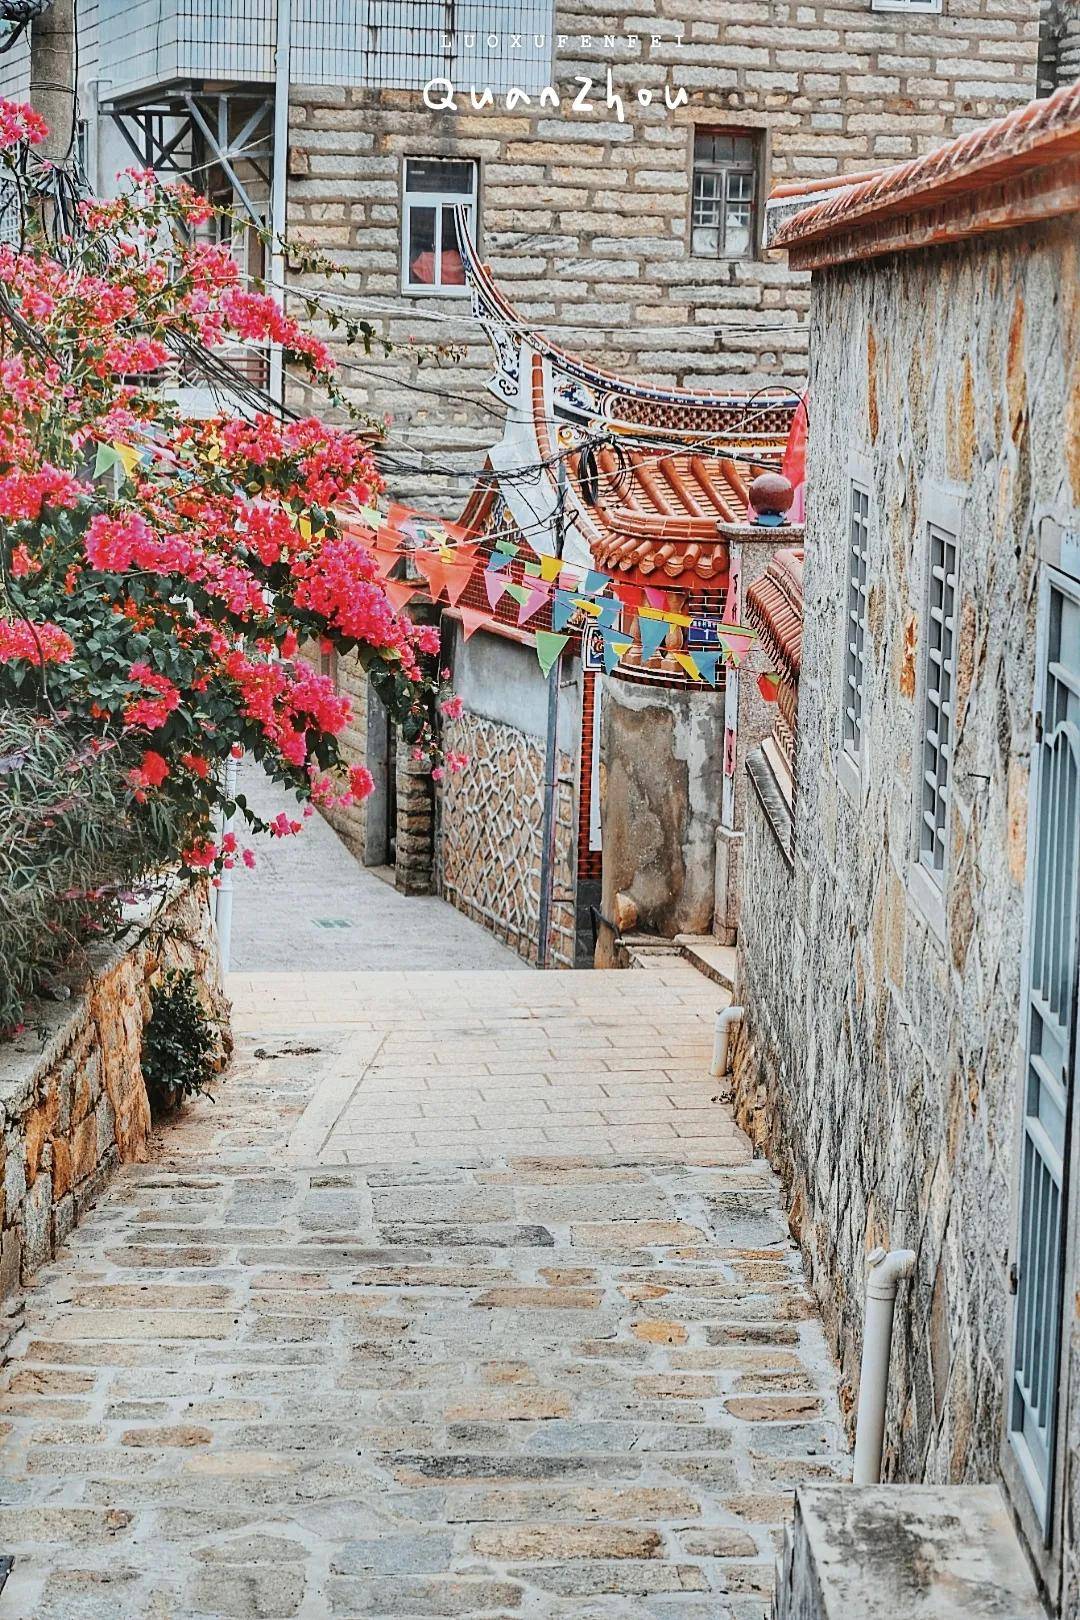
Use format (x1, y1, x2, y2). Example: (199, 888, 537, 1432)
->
(0, 944, 848, 1615)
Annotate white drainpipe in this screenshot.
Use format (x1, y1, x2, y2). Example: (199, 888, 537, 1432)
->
(711, 1005, 745, 1078)
(852, 1245, 917, 1485)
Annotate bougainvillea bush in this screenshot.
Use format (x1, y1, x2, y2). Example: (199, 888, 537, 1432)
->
(0, 99, 443, 1029)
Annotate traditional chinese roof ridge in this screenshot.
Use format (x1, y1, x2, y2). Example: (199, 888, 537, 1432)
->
(747, 548, 804, 682)
(771, 80, 1080, 266)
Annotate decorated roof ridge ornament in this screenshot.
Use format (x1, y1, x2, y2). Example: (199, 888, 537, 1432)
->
(748, 471, 795, 528)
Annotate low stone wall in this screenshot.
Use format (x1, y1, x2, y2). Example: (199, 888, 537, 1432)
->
(0, 885, 227, 1304)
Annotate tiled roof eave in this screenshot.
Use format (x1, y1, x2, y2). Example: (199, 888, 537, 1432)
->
(773, 78, 1080, 265)
(784, 153, 1080, 270)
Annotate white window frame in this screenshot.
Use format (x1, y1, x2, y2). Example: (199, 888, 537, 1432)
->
(691, 128, 761, 262)
(871, 0, 942, 14)
(838, 454, 872, 804)
(400, 157, 478, 297)
(908, 484, 963, 939)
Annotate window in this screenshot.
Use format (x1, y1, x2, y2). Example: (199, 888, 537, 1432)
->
(401, 158, 477, 294)
(843, 482, 870, 765)
(870, 0, 941, 13)
(692, 129, 760, 260)
(1008, 571, 1080, 1537)
(917, 523, 959, 879)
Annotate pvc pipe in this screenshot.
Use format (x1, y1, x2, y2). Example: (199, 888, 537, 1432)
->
(267, 0, 291, 406)
(711, 1005, 745, 1078)
(852, 1245, 917, 1485)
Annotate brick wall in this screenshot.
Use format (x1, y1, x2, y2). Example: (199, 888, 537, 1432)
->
(285, 0, 1043, 509)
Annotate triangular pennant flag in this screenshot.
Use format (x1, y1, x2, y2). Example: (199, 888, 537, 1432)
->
(113, 442, 141, 481)
(444, 563, 474, 607)
(594, 599, 622, 631)
(612, 582, 644, 608)
(93, 442, 122, 479)
(459, 606, 488, 641)
(447, 543, 479, 566)
(600, 630, 633, 674)
(357, 503, 382, 529)
(552, 589, 579, 633)
(637, 616, 670, 663)
(535, 629, 569, 677)
(369, 549, 400, 579)
(583, 570, 609, 596)
(644, 586, 667, 608)
(694, 649, 722, 685)
(484, 569, 508, 611)
(503, 581, 530, 607)
(522, 560, 542, 578)
(384, 580, 417, 613)
(720, 632, 755, 666)
(674, 652, 703, 681)
(487, 550, 515, 572)
(517, 584, 549, 627)
(572, 597, 602, 618)
(758, 672, 781, 703)
(538, 553, 563, 583)
(414, 551, 450, 601)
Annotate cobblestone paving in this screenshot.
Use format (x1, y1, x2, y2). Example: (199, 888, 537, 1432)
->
(0, 969, 848, 1618)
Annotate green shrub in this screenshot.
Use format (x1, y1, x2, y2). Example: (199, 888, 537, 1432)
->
(141, 968, 222, 1107)
(0, 710, 184, 1032)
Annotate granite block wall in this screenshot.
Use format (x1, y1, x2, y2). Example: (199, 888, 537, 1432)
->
(733, 211, 1080, 1605)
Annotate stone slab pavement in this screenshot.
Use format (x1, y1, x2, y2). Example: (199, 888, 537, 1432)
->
(0, 966, 849, 1619)
(224, 762, 525, 973)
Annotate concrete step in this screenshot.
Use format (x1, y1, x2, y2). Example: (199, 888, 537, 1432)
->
(675, 935, 738, 990)
(773, 1484, 1045, 1620)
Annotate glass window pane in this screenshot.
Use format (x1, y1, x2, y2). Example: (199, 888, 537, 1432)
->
(725, 205, 752, 256)
(406, 158, 475, 196)
(407, 205, 437, 284)
(439, 206, 466, 285)
(692, 225, 720, 257)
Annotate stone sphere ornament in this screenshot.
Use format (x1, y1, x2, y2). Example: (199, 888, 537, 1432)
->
(749, 471, 794, 527)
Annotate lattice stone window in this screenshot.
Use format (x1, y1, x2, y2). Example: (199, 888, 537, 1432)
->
(401, 158, 477, 294)
(843, 482, 870, 765)
(691, 129, 760, 260)
(918, 523, 959, 878)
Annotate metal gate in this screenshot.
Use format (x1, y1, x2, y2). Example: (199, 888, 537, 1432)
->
(1009, 571, 1080, 1533)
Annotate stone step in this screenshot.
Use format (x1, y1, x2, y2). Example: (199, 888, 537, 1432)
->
(675, 935, 738, 991)
(773, 1484, 1045, 1620)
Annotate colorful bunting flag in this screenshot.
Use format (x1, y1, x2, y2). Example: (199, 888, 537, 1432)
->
(487, 550, 515, 572)
(583, 570, 609, 596)
(93, 442, 122, 479)
(517, 584, 549, 626)
(369, 549, 400, 579)
(758, 672, 781, 703)
(384, 580, 417, 613)
(594, 599, 622, 631)
(444, 564, 473, 607)
(414, 552, 450, 601)
(484, 570, 508, 611)
(599, 630, 633, 674)
(637, 616, 670, 663)
(113, 442, 141, 481)
(720, 632, 754, 666)
(552, 589, 579, 633)
(644, 586, 667, 608)
(694, 649, 722, 685)
(459, 606, 487, 641)
(538, 553, 564, 583)
(503, 581, 530, 607)
(535, 630, 569, 677)
(674, 652, 703, 681)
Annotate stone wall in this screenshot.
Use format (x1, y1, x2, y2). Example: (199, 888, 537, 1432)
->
(598, 672, 726, 941)
(285, 0, 1042, 509)
(0, 886, 227, 1306)
(732, 211, 1080, 1601)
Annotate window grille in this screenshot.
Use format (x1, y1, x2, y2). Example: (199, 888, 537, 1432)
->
(1009, 574, 1080, 1533)
(843, 482, 869, 762)
(691, 129, 760, 260)
(918, 523, 958, 878)
(401, 157, 476, 293)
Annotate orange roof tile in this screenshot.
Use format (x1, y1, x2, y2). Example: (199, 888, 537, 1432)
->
(747, 548, 804, 681)
(772, 79, 1080, 267)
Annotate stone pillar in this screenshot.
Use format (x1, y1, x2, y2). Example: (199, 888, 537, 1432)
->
(394, 756, 435, 896)
(715, 519, 804, 941)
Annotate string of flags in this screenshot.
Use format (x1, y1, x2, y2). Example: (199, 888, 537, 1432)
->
(346, 502, 759, 684)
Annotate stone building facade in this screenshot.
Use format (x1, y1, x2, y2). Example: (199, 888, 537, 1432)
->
(734, 83, 1080, 1614)
(282, 0, 1048, 511)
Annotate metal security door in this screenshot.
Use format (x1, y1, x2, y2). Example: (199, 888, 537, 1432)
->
(1009, 573, 1080, 1533)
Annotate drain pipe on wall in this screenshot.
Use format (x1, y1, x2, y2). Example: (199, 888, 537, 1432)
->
(852, 1245, 917, 1485)
(711, 1005, 745, 1078)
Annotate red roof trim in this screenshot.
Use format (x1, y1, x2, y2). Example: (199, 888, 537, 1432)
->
(773, 80, 1080, 262)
